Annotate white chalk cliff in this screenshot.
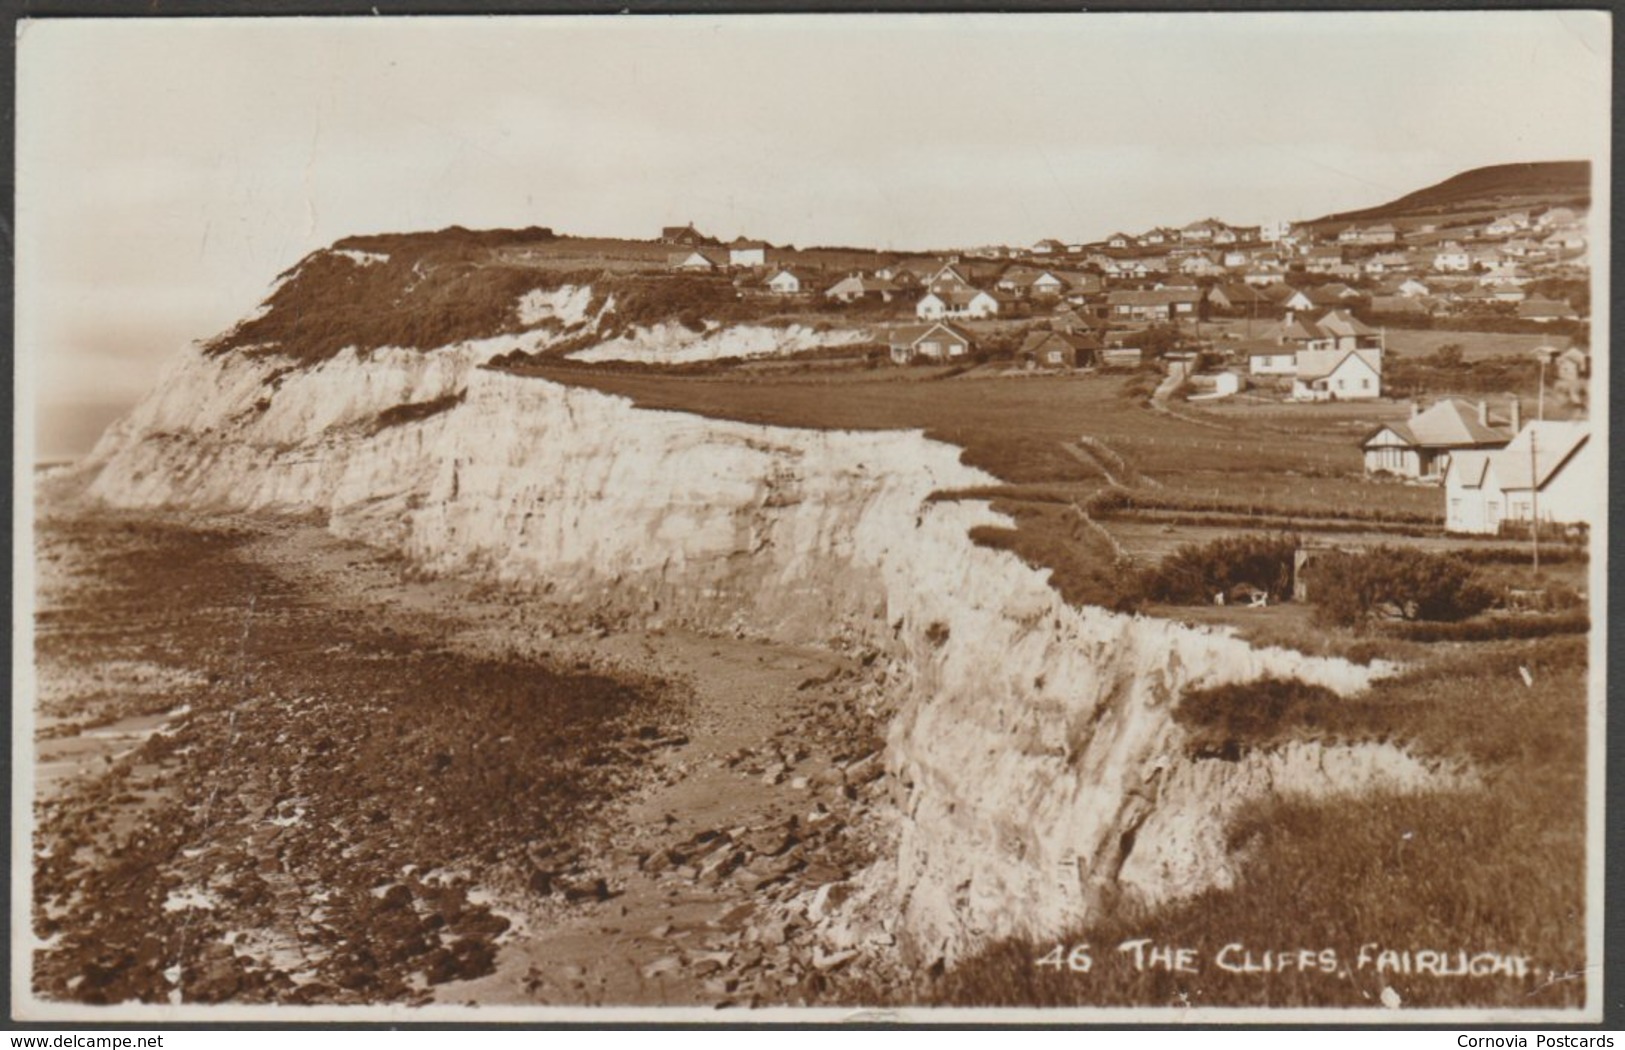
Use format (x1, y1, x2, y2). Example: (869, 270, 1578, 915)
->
(82, 295, 1459, 966)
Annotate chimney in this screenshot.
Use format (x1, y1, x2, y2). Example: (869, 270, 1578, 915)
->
(1509, 397, 1522, 435)
(1411, 400, 1422, 419)
(1478, 400, 1488, 427)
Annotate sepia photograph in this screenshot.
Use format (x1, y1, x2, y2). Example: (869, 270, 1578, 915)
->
(12, 11, 1611, 1023)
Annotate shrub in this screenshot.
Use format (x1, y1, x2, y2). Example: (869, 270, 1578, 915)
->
(1173, 676, 1343, 759)
(1384, 610, 1589, 643)
(1307, 546, 1493, 627)
(1135, 533, 1299, 606)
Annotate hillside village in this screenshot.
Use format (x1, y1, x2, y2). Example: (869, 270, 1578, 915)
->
(647, 176, 1593, 539)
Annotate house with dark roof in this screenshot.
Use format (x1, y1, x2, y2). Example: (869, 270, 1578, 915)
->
(885, 322, 976, 365)
(1105, 288, 1202, 322)
(660, 223, 709, 246)
(826, 273, 902, 304)
(1207, 283, 1273, 313)
(1362, 399, 1514, 481)
(1016, 329, 1098, 370)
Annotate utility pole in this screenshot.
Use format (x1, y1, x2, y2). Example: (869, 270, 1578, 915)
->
(1530, 347, 1553, 578)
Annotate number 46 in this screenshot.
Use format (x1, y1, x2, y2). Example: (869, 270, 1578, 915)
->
(1036, 944, 1093, 972)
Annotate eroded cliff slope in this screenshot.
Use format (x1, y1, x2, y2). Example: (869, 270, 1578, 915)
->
(81, 265, 1456, 966)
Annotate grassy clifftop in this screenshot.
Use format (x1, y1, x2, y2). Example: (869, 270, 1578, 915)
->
(203, 226, 754, 365)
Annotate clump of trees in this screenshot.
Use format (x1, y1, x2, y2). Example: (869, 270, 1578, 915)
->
(1303, 546, 1493, 627)
(1133, 534, 1298, 605)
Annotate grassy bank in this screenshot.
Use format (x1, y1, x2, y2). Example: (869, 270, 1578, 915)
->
(914, 634, 1587, 1009)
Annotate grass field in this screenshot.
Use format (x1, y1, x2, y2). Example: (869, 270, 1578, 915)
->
(511, 364, 1574, 615)
(1381, 328, 1574, 361)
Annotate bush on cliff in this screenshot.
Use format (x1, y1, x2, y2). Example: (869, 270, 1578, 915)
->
(1306, 546, 1493, 627)
(1134, 533, 1299, 606)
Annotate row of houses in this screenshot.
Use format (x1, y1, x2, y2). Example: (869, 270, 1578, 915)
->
(1358, 400, 1592, 536)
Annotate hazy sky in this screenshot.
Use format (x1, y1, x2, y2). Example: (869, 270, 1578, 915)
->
(16, 11, 1611, 453)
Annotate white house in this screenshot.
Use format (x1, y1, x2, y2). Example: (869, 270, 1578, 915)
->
(1292, 348, 1382, 401)
(826, 274, 900, 304)
(728, 239, 769, 268)
(669, 249, 725, 272)
(766, 268, 803, 295)
(1245, 346, 1299, 376)
(1445, 421, 1593, 535)
(1362, 399, 1513, 481)
(1432, 243, 1472, 272)
(916, 287, 1001, 320)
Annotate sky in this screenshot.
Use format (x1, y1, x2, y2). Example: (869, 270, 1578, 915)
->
(16, 11, 1612, 456)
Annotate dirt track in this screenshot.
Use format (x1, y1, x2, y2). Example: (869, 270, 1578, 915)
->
(29, 496, 894, 1008)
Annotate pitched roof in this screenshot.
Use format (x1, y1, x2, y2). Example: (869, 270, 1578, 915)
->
(1453, 422, 1589, 491)
(892, 321, 975, 348)
(1295, 348, 1381, 382)
(1107, 288, 1200, 306)
(1365, 399, 1510, 450)
(1315, 309, 1376, 338)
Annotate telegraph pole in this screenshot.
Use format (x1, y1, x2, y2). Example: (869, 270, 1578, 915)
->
(1530, 347, 1553, 578)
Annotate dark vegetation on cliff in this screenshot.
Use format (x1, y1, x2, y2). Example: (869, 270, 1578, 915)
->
(202, 228, 779, 365)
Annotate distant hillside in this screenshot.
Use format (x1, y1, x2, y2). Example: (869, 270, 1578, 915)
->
(1308, 161, 1590, 228)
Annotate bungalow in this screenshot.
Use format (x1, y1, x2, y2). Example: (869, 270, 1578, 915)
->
(886, 322, 976, 365)
(1432, 243, 1471, 272)
(1138, 227, 1178, 247)
(1537, 207, 1579, 229)
(728, 238, 769, 268)
(1304, 246, 1346, 274)
(1362, 398, 1513, 481)
(1542, 228, 1587, 254)
(1181, 218, 1230, 243)
(1281, 288, 1316, 312)
(1207, 282, 1273, 313)
(1518, 298, 1580, 323)
(766, 268, 804, 296)
(1444, 421, 1593, 535)
(1016, 329, 1098, 370)
(1362, 251, 1412, 275)
(1398, 277, 1432, 298)
(1241, 343, 1299, 377)
(1242, 266, 1289, 286)
(1032, 238, 1067, 255)
(1179, 254, 1225, 278)
(916, 287, 1002, 320)
(1292, 347, 1382, 401)
(1106, 288, 1201, 322)
(1105, 232, 1135, 250)
(1484, 212, 1530, 236)
(826, 273, 901, 304)
(669, 249, 729, 272)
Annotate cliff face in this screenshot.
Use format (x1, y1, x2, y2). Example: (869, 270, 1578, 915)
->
(84, 327, 1449, 965)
